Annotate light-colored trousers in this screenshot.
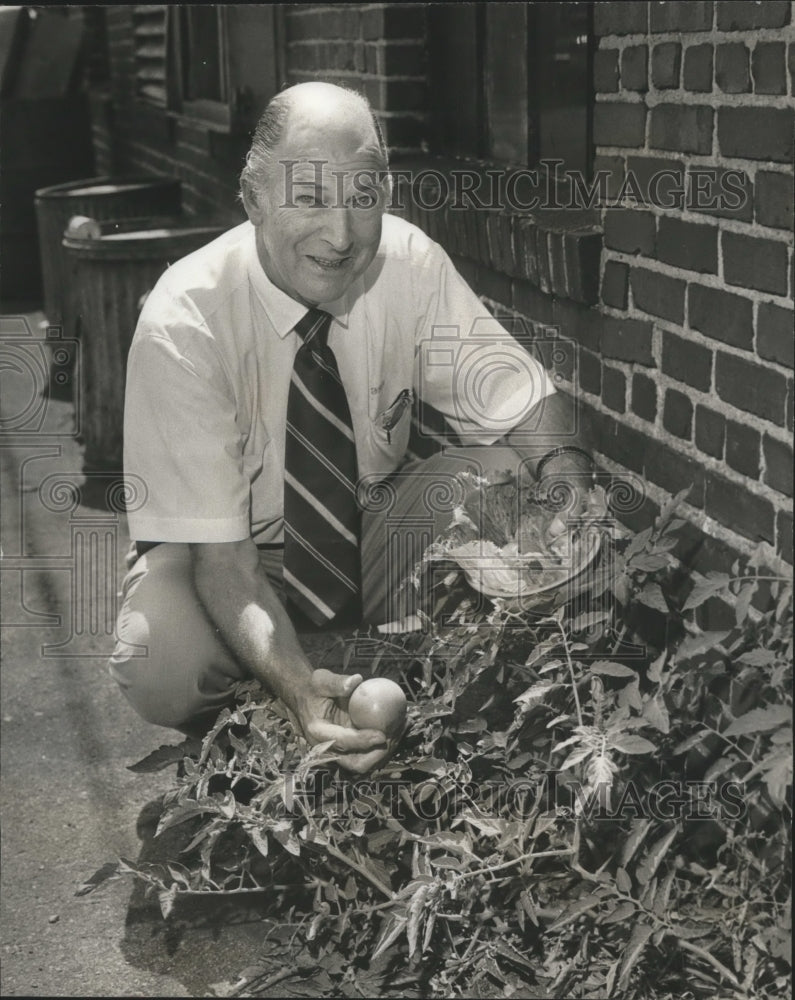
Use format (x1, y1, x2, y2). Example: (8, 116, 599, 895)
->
(108, 447, 524, 731)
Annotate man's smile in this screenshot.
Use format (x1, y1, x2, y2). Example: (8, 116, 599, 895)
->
(307, 254, 351, 270)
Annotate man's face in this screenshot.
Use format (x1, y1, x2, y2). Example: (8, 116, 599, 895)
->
(246, 103, 388, 307)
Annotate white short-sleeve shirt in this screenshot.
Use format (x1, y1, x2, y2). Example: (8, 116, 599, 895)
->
(124, 215, 555, 545)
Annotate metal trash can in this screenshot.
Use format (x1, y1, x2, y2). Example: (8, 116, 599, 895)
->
(62, 216, 229, 471)
(34, 174, 182, 328)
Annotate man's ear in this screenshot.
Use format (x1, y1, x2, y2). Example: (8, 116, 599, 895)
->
(240, 177, 264, 225)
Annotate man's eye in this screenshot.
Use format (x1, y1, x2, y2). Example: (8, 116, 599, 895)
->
(349, 194, 377, 210)
(296, 194, 323, 207)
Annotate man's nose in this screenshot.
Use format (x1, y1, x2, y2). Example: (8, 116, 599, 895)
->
(320, 207, 354, 252)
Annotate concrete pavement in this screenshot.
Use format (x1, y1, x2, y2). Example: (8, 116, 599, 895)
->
(0, 312, 270, 996)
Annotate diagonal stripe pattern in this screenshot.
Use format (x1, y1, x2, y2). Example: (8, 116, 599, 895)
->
(283, 309, 361, 624)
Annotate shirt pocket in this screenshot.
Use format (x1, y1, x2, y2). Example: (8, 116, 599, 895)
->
(371, 387, 414, 456)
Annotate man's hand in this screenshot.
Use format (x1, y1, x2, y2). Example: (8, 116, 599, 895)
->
(289, 668, 395, 774)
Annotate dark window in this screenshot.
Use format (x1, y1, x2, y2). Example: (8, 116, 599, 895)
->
(428, 1, 592, 175)
(165, 5, 283, 134)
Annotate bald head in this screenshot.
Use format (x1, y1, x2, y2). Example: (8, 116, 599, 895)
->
(241, 82, 389, 197)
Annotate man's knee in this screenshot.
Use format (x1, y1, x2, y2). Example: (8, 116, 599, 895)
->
(108, 544, 243, 729)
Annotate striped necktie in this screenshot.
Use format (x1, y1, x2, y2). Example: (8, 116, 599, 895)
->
(283, 308, 361, 625)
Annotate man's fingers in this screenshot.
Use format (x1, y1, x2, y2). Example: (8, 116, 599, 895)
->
(311, 668, 363, 700)
(309, 719, 386, 754)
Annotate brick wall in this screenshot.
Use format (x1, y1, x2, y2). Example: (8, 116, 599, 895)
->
(90, 4, 428, 220)
(285, 3, 428, 154)
(588, 0, 794, 575)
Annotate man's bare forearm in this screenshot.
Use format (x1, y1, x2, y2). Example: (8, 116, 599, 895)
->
(505, 390, 594, 488)
(190, 538, 314, 719)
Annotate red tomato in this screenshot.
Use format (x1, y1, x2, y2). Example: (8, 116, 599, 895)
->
(348, 678, 407, 738)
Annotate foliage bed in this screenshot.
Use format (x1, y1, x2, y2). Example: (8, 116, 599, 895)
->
(82, 485, 792, 999)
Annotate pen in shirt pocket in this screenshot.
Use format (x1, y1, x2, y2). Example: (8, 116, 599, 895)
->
(379, 388, 414, 444)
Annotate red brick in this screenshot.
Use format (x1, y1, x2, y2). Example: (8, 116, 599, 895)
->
(657, 216, 718, 274)
(652, 43, 682, 89)
(631, 267, 686, 324)
(715, 352, 787, 425)
(551, 299, 603, 353)
(757, 303, 794, 369)
(563, 230, 601, 305)
(604, 208, 655, 254)
(621, 45, 648, 91)
(790, 41, 795, 92)
(594, 102, 647, 148)
(601, 316, 655, 365)
(718, 107, 794, 163)
(645, 438, 705, 507)
(601, 259, 629, 309)
(632, 372, 658, 422)
(683, 43, 713, 92)
(599, 418, 648, 474)
(626, 155, 685, 210)
(717, 0, 791, 29)
(602, 365, 626, 413)
(593, 155, 625, 202)
(663, 387, 693, 439)
(752, 41, 787, 95)
(594, 48, 620, 93)
(650, 104, 713, 154)
(705, 472, 775, 543)
(777, 509, 793, 564)
(688, 285, 753, 350)
(662, 331, 712, 391)
(512, 279, 554, 326)
(594, 2, 649, 35)
(579, 349, 602, 395)
(695, 405, 725, 458)
(755, 170, 794, 231)
(715, 42, 751, 93)
(651, 1, 713, 31)
(725, 420, 761, 478)
(722, 232, 788, 296)
(687, 166, 752, 223)
(763, 434, 794, 496)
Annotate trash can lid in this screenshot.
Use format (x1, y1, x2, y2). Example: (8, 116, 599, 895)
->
(35, 174, 180, 200)
(62, 217, 230, 260)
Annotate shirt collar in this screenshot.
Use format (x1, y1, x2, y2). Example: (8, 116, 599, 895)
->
(245, 223, 350, 338)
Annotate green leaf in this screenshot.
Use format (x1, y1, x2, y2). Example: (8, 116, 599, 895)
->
(616, 867, 632, 893)
(682, 573, 731, 611)
(636, 828, 678, 885)
(549, 893, 602, 930)
(590, 660, 638, 678)
(672, 729, 710, 755)
(618, 921, 655, 989)
(372, 912, 408, 962)
(602, 901, 635, 925)
(126, 739, 200, 773)
(764, 754, 793, 808)
(642, 695, 670, 734)
(675, 629, 730, 661)
(621, 821, 652, 867)
(737, 648, 777, 666)
(158, 883, 178, 920)
(636, 583, 668, 613)
(75, 861, 120, 897)
(612, 735, 656, 755)
(724, 705, 791, 738)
